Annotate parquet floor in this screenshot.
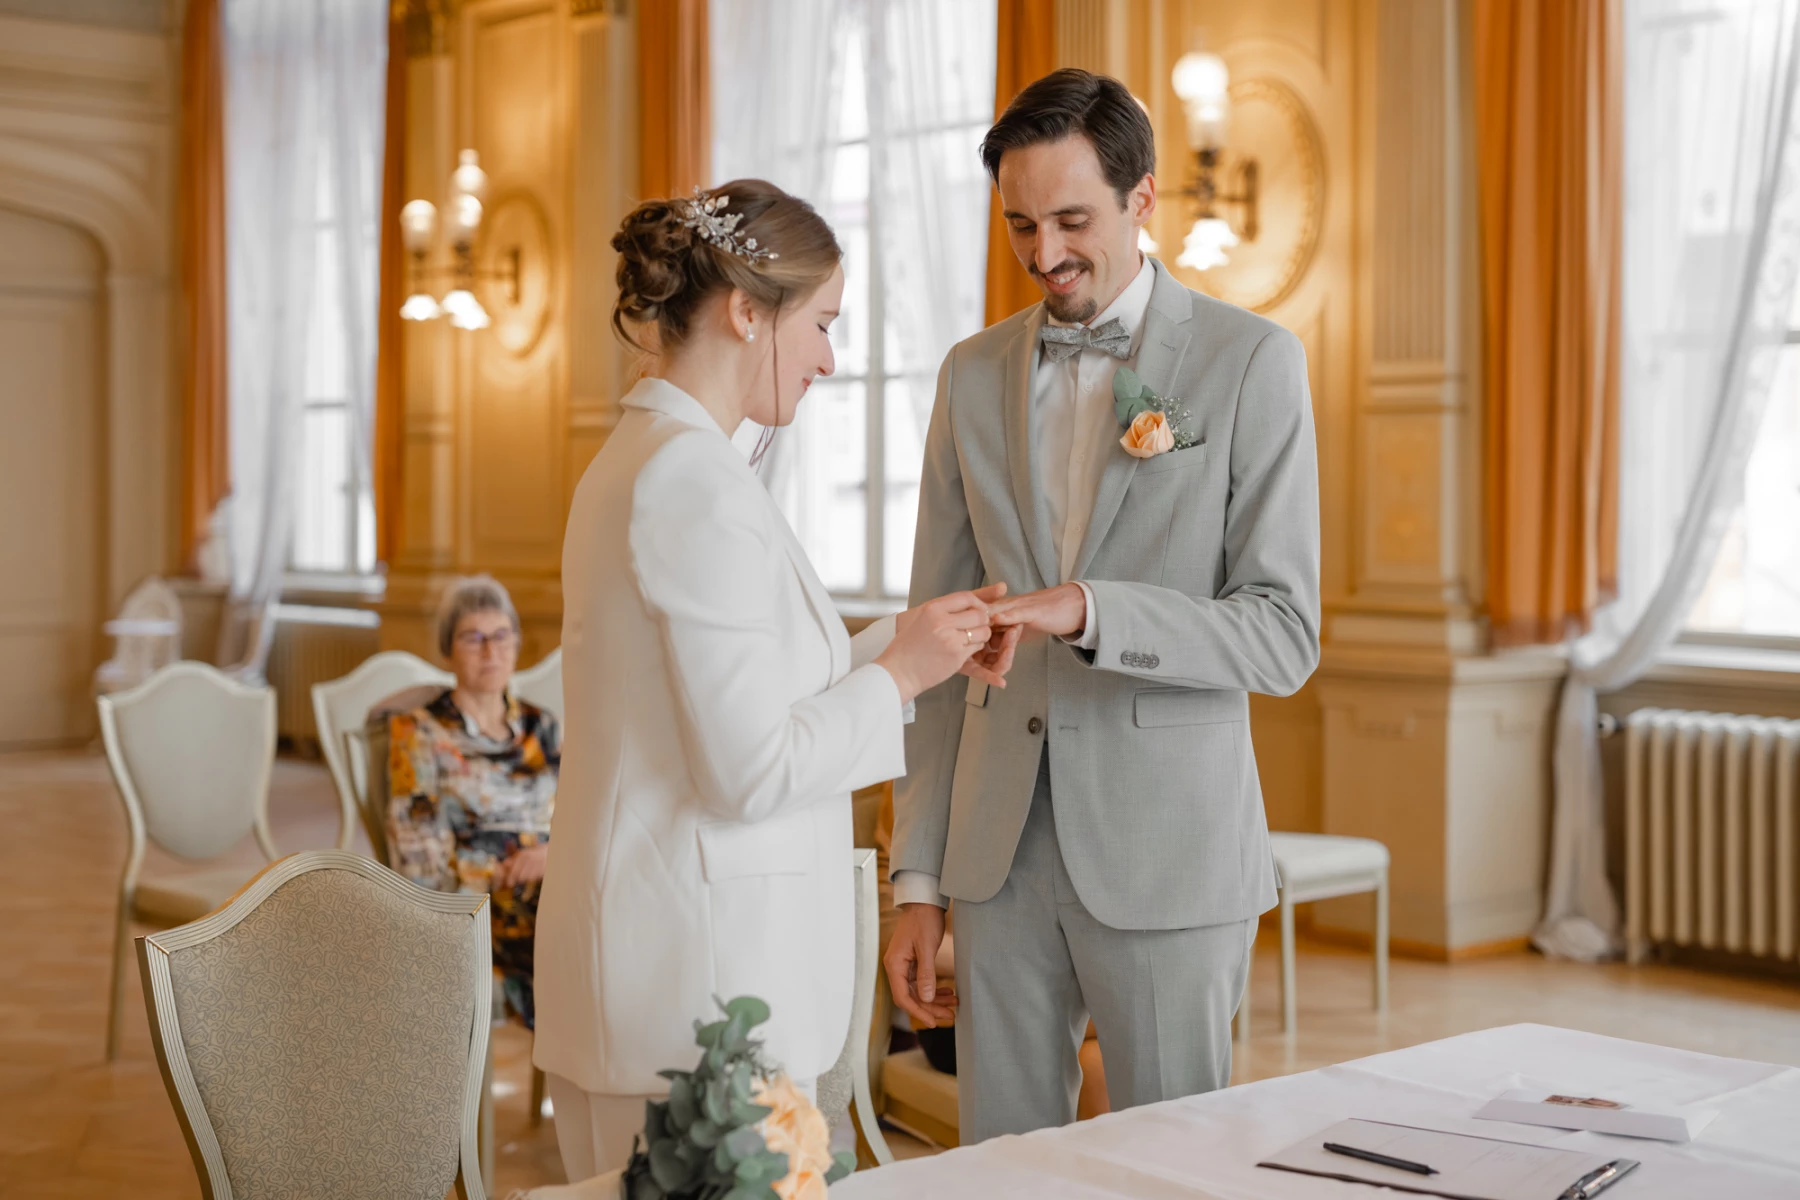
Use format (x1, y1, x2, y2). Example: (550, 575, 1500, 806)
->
(2, 747, 1797, 1197)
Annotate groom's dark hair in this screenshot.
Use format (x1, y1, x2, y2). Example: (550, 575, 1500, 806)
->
(980, 68, 1156, 206)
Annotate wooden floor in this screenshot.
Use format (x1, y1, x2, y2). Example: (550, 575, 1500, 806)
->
(3, 747, 1798, 1197)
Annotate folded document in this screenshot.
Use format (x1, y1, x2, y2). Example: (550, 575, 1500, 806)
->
(1474, 1088, 1717, 1142)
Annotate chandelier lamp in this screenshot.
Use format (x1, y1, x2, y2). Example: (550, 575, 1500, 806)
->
(1169, 51, 1259, 272)
(398, 149, 519, 331)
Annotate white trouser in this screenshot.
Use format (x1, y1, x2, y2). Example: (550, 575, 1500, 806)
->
(548, 1074, 816, 1182)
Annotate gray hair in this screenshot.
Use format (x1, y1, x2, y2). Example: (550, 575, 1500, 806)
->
(435, 574, 521, 658)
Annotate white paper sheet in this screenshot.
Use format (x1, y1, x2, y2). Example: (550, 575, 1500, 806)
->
(1259, 1119, 1633, 1200)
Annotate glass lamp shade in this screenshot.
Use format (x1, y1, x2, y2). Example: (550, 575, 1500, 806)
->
(1171, 52, 1230, 148)
(1176, 217, 1239, 272)
(399, 199, 437, 254)
(450, 149, 489, 204)
(442, 288, 490, 331)
(446, 193, 483, 247)
(399, 291, 442, 321)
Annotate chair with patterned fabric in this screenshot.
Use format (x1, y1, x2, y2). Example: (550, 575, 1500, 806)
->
(99, 661, 278, 1061)
(136, 851, 491, 1200)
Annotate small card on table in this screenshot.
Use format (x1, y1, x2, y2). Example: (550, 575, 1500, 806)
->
(1473, 1089, 1718, 1142)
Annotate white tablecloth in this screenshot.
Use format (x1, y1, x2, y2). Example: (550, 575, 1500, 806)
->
(836, 1024, 1800, 1199)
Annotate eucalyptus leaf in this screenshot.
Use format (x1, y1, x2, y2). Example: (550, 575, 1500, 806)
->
(723, 1125, 766, 1162)
(648, 1141, 691, 1191)
(825, 1149, 857, 1184)
(666, 1077, 697, 1130)
(1115, 394, 1149, 426)
(703, 1077, 731, 1126)
(722, 995, 772, 1027)
(730, 1099, 772, 1125)
(688, 1117, 721, 1149)
(1112, 366, 1143, 401)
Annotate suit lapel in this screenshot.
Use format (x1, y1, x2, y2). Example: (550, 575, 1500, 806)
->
(1001, 306, 1061, 589)
(1070, 260, 1194, 581)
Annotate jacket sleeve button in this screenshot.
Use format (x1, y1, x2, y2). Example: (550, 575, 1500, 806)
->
(1028, 717, 1044, 735)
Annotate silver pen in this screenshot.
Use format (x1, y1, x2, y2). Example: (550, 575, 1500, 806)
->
(1558, 1158, 1639, 1200)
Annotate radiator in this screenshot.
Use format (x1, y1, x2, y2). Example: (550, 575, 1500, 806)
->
(1624, 708, 1800, 965)
(265, 604, 381, 745)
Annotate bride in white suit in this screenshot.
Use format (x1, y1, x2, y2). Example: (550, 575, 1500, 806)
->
(533, 180, 1013, 1180)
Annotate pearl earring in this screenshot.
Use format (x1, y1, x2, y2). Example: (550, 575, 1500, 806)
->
(745, 329, 756, 342)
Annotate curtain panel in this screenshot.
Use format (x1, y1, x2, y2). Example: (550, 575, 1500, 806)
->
(373, 8, 406, 567)
(1535, 0, 1800, 960)
(982, 0, 1056, 326)
(178, 0, 230, 572)
(1474, 0, 1623, 649)
(639, 0, 712, 200)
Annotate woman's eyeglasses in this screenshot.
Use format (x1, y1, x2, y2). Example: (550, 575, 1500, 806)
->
(454, 629, 518, 653)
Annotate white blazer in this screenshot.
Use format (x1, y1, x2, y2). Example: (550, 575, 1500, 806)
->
(533, 377, 905, 1096)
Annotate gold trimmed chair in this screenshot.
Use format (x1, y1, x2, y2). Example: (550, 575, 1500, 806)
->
(99, 661, 278, 1060)
(137, 851, 491, 1200)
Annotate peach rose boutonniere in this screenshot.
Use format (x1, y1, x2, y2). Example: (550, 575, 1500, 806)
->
(1121, 410, 1175, 458)
(1113, 366, 1199, 459)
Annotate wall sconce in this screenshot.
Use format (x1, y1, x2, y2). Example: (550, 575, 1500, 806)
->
(398, 149, 520, 331)
(1170, 51, 1259, 272)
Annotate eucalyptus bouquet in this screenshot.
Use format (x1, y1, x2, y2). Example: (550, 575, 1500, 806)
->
(622, 996, 856, 1200)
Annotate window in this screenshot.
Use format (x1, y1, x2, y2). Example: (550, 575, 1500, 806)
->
(1685, 278, 1800, 639)
(723, 1, 997, 605)
(290, 153, 377, 576)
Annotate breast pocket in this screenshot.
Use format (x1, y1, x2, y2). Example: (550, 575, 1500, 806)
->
(1131, 441, 1208, 477)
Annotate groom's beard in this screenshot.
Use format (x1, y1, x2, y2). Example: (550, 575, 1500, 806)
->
(1030, 257, 1099, 325)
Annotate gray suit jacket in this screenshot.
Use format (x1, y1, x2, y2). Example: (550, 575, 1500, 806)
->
(893, 258, 1320, 931)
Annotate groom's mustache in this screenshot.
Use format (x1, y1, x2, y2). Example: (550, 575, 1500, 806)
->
(1029, 257, 1092, 284)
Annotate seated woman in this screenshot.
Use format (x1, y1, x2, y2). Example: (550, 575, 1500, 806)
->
(380, 574, 558, 1028)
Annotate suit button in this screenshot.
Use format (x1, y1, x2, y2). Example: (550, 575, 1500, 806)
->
(1146, 655, 1160, 669)
(1028, 717, 1044, 735)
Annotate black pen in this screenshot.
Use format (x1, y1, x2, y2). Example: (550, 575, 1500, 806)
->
(1323, 1142, 1439, 1176)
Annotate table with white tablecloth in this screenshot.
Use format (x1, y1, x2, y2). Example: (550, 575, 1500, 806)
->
(836, 1023, 1800, 1199)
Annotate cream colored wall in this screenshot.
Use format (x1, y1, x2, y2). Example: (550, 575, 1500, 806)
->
(0, 13, 177, 746)
(382, 0, 637, 667)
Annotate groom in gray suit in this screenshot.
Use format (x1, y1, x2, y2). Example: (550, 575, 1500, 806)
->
(883, 69, 1320, 1143)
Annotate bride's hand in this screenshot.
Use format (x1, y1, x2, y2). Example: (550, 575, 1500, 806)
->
(877, 585, 1002, 704)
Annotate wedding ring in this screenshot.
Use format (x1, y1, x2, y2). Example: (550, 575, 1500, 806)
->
(965, 629, 977, 645)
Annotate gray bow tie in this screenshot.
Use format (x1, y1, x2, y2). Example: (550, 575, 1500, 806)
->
(1039, 317, 1132, 363)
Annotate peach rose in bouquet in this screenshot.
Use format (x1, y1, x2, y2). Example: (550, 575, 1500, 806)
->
(752, 1074, 835, 1200)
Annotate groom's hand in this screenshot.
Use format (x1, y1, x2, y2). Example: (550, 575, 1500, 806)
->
(960, 622, 1022, 688)
(885, 903, 957, 1028)
(990, 582, 1086, 639)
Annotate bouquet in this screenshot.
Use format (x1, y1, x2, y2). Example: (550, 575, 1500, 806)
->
(621, 995, 856, 1200)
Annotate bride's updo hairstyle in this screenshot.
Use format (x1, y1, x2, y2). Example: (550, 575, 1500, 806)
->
(611, 179, 841, 354)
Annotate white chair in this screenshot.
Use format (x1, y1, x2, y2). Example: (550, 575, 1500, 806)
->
(846, 847, 894, 1165)
(98, 661, 278, 1060)
(511, 646, 563, 723)
(1239, 833, 1390, 1040)
(136, 851, 490, 1200)
(313, 651, 454, 852)
(94, 575, 182, 696)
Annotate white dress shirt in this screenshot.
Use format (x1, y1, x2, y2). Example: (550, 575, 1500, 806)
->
(894, 256, 1156, 910)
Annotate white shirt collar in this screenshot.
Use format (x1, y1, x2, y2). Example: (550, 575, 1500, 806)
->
(1043, 254, 1156, 342)
(619, 375, 733, 438)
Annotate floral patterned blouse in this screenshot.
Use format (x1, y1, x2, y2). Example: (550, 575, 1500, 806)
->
(381, 687, 558, 1027)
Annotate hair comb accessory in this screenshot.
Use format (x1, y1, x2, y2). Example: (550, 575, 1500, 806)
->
(676, 189, 779, 265)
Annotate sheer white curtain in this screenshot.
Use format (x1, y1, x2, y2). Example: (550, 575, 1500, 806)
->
(710, 0, 853, 511)
(219, 0, 386, 675)
(1537, 0, 1800, 960)
(877, 0, 996, 588)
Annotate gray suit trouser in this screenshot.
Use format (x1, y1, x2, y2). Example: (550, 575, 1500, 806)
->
(953, 750, 1255, 1145)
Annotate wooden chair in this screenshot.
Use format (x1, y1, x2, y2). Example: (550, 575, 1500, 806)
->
(1241, 832, 1390, 1039)
(312, 651, 453, 852)
(511, 646, 563, 723)
(136, 851, 491, 1200)
(99, 662, 277, 1060)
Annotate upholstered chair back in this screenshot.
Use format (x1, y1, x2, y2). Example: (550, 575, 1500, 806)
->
(512, 646, 563, 723)
(138, 852, 489, 1200)
(312, 651, 453, 851)
(99, 661, 276, 863)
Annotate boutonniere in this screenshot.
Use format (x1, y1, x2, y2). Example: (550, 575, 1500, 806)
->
(1113, 367, 1199, 459)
